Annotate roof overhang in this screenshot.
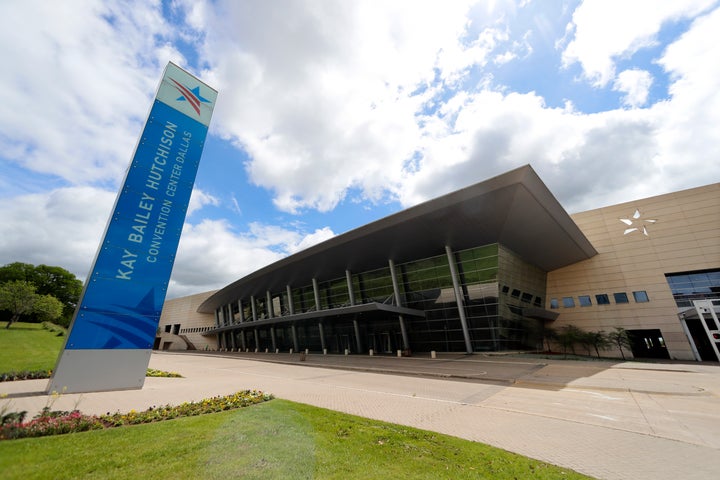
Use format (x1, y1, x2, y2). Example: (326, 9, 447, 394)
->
(199, 165, 597, 313)
(207, 302, 426, 334)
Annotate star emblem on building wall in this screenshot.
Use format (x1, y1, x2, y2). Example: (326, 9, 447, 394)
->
(620, 209, 657, 236)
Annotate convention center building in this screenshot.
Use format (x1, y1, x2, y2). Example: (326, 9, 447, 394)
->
(156, 165, 720, 361)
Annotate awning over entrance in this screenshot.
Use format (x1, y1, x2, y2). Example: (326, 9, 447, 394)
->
(207, 302, 426, 334)
(521, 307, 560, 322)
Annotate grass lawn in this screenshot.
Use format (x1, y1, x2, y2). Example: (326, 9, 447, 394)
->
(0, 399, 593, 479)
(0, 322, 64, 371)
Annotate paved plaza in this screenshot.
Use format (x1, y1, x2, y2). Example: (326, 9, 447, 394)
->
(2, 351, 720, 479)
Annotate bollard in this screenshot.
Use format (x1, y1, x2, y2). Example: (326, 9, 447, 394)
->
(344, 349, 349, 356)
(431, 350, 436, 359)
(289, 348, 293, 355)
(369, 349, 374, 356)
(275, 348, 279, 354)
(265, 348, 268, 353)
(397, 350, 402, 357)
(323, 348, 327, 355)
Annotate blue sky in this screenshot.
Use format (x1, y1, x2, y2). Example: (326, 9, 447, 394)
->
(1, 0, 719, 298)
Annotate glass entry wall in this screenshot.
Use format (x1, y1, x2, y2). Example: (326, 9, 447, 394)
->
(455, 244, 500, 351)
(397, 244, 501, 353)
(224, 242, 547, 354)
(398, 252, 459, 352)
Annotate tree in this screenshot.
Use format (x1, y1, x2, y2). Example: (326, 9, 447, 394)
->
(584, 330, 611, 358)
(556, 324, 588, 356)
(0, 281, 38, 328)
(607, 327, 633, 360)
(33, 294, 64, 323)
(541, 325, 557, 352)
(0, 262, 82, 325)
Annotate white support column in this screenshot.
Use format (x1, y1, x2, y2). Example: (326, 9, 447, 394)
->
(353, 318, 362, 353)
(240, 330, 247, 351)
(230, 330, 237, 351)
(238, 299, 244, 323)
(445, 245, 473, 354)
(286, 285, 295, 315)
(214, 308, 220, 327)
(318, 322, 326, 352)
(312, 278, 321, 311)
(250, 295, 258, 322)
(389, 259, 410, 351)
(270, 326, 277, 352)
(266, 291, 274, 318)
(253, 329, 259, 351)
(346, 270, 355, 306)
(291, 324, 299, 351)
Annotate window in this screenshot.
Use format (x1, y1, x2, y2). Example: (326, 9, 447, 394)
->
(533, 296, 542, 307)
(578, 295, 592, 307)
(511, 289, 521, 298)
(550, 298, 559, 309)
(595, 294, 610, 305)
(562, 297, 575, 308)
(521, 292, 533, 303)
(164, 325, 171, 333)
(665, 269, 720, 307)
(501, 285, 509, 294)
(633, 291, 650, 302)
(613, 292, 629, 304)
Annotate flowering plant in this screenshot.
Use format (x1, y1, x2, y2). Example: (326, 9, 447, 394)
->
(0, 390, 273, 440)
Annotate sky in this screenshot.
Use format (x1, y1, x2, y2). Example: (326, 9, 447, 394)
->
(1, 0, 719, 299)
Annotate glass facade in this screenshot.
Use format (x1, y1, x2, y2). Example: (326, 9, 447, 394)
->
(665, 269, 720, 307)
(216, 243, 548, 354)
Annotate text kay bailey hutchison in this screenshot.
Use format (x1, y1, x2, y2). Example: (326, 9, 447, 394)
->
(116, 120, 192, 281)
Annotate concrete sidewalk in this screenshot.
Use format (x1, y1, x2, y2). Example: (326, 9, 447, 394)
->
(2, 351, 719, 480)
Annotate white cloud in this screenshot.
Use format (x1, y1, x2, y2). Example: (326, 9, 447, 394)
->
(170, 220, 336, 297)
(613, 69, 653, 108)
(189, 0, 520, 213)
(187, 188, 219, 216)
(0, 185, 336, 298)
(0, 187, 115, 280)
(399, 89, 660, 212)
(652, 6, 720, 188)
(0, 0, 181, 186)
(561, 0, 716, 86)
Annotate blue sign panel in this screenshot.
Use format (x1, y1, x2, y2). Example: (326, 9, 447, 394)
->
(64, 64, 216, 350)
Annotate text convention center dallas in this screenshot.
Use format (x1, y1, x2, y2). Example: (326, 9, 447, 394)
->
(157, 165, 720, 362)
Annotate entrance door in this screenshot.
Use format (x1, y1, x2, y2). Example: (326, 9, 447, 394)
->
(627, 329, 670, 359)
(685, 319, 718, 361)
(682, 300, 720, 362)
(340, 334, 351, 353)
(380, 332, 392, 353)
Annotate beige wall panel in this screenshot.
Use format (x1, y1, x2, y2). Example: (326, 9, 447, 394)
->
(548, 182, 718, 361)
(157, 290, 218, 351)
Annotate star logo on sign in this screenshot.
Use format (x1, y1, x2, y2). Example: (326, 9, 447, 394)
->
(170, 78, 211, 116)
(620, 209, 657, 236)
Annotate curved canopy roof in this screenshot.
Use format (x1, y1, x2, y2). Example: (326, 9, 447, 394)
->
(198, 165, 597, 313)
